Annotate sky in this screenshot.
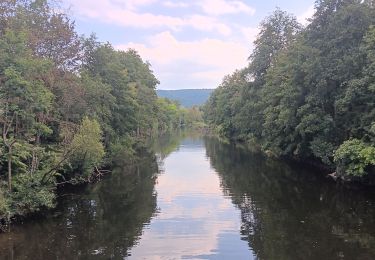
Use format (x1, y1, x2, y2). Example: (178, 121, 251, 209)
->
(60, 0, 316, 90)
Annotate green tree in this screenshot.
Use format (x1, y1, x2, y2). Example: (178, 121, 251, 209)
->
(204, 1, 375, 178)
(69, 117, 105, 181)
(334, 139, 375, 177)
(0, 30, 53, 191)
(249, 8, 301, 83)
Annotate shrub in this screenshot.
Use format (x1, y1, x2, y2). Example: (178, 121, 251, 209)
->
(0, 187, 8, 218)
(69, 117, 105, 180)
(334, 139, 375, 177)
(9, 174, 55, 216)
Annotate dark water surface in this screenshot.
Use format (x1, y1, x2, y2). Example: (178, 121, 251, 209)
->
(1, 134, 375, 259)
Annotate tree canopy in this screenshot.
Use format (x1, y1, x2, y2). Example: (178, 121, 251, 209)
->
(204, 0, 375, 180)
(0, 0, 201, 223)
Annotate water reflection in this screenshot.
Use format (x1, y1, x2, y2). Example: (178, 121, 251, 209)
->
(0, 153, 159, 259)
(204, 137, 375, 260)
(128, 137, 252, 259)
(1, 135, 375, 259)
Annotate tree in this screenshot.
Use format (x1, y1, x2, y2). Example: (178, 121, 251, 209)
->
(0, 30, 53, 191)
(249, 8, 301, 83)
(334, 139, 375, 177)
(69, 117, 105, 180)
(203, 1, 375, 177)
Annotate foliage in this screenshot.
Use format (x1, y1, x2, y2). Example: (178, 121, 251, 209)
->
(0, 187, 8, 217)
(9, 174, 55, 216)
(334, 139, 375, 177)
(249, 8, 301, 81)
(0, 0, 197, 221)
(203, 1, 375, 178)
(69, 117, 105, 180)
(109, 135, 136, 164)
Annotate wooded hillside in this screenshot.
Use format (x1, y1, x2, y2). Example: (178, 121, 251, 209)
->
(157, 89, 214, 107)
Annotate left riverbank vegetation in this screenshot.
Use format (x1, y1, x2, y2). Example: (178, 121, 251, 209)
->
(0, 0, 202, 226)
(203, 0, 375, 182)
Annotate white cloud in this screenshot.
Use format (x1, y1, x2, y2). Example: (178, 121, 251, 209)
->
(122, 0, 158, 10)
(117, 31, 250, 89)
(197, 0, 256, 16)
(163, 1, 189, 8)
(188, 15, 232, 36)
(65, 0, 232, 35)
(297, 5, 315, 26)
(62, 0, 258, 89)
(241, 26, 259, 45)
(128, 149, 245, 259)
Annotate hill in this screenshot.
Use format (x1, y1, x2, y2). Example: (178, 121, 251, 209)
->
(157, 89, 214, 108)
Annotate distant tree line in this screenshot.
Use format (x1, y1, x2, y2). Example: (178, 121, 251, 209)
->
(203, 0, 375, 180)
(156, 89, 214, 108)
(0, 0, 201, 222)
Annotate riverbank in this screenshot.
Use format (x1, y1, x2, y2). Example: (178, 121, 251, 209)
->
(205, 127, 375, 186)
(0, 138, 157, 232)
(0, 129, 205, 232)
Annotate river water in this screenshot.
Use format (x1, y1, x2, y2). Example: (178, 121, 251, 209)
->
(1, 134, 375, 259)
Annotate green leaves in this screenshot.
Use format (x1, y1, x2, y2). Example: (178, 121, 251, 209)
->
(249, 8, 301, 81)
(0, 187, 8, 217)
(0, 0, 187, 221)
(204, 1, 375, 178)
(334, 139, 375, 177)
(9, 173, 55, 216)
(69, 117, 105, 179)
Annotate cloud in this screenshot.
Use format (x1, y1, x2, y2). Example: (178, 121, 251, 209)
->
(66, 0, 182, 29)
(117, 31, 250, 89)
(127, 144, 246, 260)
(121, 0, 158, 10)
(197, 0, 256, 16)
(188, 15, 231, 36)
(62, 0, 257, 89)
(297, 5, 315, 26)
(64, 0, 233, 35)
(162, 1, 189, 8)
(241, 26, 260, 45)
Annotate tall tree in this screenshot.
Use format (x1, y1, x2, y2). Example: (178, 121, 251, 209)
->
(248, 8, 301, 83)
(0, 31, 53, 190)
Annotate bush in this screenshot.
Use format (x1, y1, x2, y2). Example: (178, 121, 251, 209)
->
(0, 187, 8, 218)
(69, 117, 105, 180)
(334, 139, 375, 177)
(9, 174, 55, 216)
(109, 135, 136, 165)
(310, 138, 335, 166)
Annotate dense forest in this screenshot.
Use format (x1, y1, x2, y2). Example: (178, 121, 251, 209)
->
(0, 0, 203, 224)
(204, 0, 375, 181)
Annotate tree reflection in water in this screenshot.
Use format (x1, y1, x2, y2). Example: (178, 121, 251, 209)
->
(2, 135, 375, 259)
(204, 137, 375, 260)
(0, 130, 199, 259)
(0, 151, 159, 259)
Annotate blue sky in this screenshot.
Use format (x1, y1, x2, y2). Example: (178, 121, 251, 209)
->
(61, 0, 316, 90)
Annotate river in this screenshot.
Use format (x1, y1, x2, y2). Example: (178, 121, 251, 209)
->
(1, 133, 375, 259)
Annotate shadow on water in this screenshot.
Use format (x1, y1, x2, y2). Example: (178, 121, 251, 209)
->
(1, 134, 375, 259)
(204, 137, 375, 260)
(0, 149, 163, 259)
(0, 131, 197, 259)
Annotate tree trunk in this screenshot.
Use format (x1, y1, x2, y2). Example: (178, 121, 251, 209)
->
(8, 146, 12, 192)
